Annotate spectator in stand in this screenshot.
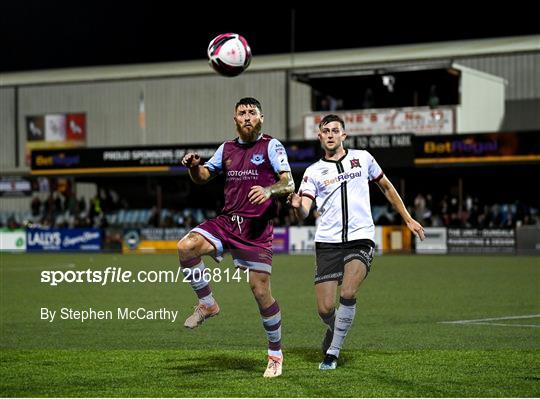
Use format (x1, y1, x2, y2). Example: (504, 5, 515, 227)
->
(78, 197, 87, 214)
(109, 189, 120, 210)
(53, 191, 63, 214)
(66, 193, 77, 216)
(31, 196, 41, 217)
(162, 214, 175, 227)
(362, 88, 374, 109)
(89, 195, 102, 226)
(414, 193, 427, 226)
(7, 215, 20, 229)
(427, 85, 440, 108)
(148, 206, 161, 227)
(183, 214, 194, 229)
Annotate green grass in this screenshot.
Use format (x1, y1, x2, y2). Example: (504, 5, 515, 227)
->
(1, 253, 539, 397)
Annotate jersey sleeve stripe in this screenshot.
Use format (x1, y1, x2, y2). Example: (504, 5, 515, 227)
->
(302, 192, 315, 200)
(370, 172, 384, 182)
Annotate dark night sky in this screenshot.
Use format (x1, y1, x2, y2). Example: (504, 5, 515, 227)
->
(1, 2, 538, 73)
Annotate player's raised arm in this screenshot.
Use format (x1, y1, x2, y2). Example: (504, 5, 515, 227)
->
(182, 143, 225, 185)
(376, 175, 425, 240)
(182, 152, 215, 184)
(268, 171, 295, 197)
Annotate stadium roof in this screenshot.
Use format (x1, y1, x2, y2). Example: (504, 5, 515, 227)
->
(1, 35, 539, 87)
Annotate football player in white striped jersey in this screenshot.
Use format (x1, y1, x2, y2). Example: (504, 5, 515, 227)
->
(288, 114, 424, 370)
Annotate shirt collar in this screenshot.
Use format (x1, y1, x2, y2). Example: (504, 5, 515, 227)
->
(238, 133, 263, 144)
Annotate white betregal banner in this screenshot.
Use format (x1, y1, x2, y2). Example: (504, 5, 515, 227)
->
(415, 227, 447, 254)
(304, 107, 455, 139)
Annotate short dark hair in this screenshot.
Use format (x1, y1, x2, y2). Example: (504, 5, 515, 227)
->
(235, 97, 262, 113)
(319, 114, 345, 130)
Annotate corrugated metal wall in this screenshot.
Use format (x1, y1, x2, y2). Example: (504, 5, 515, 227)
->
(0, 87, 16, 169)
(292, 53, 539, 101)
(458, 53, 539, 130)
(457, 53, 539, 100)
(147, 71, 287, 144)
(289, 79, 312, 139)
(15, 71, 287, 169)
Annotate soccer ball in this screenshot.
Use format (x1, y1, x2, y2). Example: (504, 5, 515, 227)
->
(207, 33, 252, 77)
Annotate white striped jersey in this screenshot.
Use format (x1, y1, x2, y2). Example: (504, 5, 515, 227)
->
(299, 149, 384, 243)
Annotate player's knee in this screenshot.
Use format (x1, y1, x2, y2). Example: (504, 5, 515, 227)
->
(251, 286, 266, 301)
(177, 237, 197, 259)
(250, 284, 270, 303)
(340, 289, 357, 300)
(176, 239, 187, 253)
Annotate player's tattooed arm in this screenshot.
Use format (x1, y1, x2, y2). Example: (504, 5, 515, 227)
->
(248, 172, 295, 205)
(265, 171, 295, 198)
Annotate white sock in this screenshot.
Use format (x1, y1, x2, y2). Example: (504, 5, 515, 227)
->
(327, 297, 356, 358)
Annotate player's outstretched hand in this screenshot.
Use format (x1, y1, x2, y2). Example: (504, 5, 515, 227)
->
(287, 190, 303, 208)
(182, 153, 201, 168)
(248, 185, 271, 205)
(407, 218, 425, 241)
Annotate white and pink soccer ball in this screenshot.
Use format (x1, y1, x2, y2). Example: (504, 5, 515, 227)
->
(207, 33, 252, 77)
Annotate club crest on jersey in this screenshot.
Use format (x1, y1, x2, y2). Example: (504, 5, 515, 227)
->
(250, 153, 265, 165)
(350, 158, 361, 169)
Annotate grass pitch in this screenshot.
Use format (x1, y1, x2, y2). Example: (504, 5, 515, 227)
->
(1, 253, 539, 397)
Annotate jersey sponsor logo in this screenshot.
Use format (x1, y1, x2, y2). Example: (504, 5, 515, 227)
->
(250, 153, 265, 165)
(323, 170, 362, 186)
(350, 158, 361, 169)
(227, 169, 259, 177)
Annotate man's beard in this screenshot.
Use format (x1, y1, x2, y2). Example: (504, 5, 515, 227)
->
(236, 120, 262, 141)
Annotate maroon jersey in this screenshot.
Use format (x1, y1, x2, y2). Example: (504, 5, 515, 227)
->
(204, 134, 291, 219)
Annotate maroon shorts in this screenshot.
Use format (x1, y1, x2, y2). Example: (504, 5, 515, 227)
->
(191, 214, 273, 274)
